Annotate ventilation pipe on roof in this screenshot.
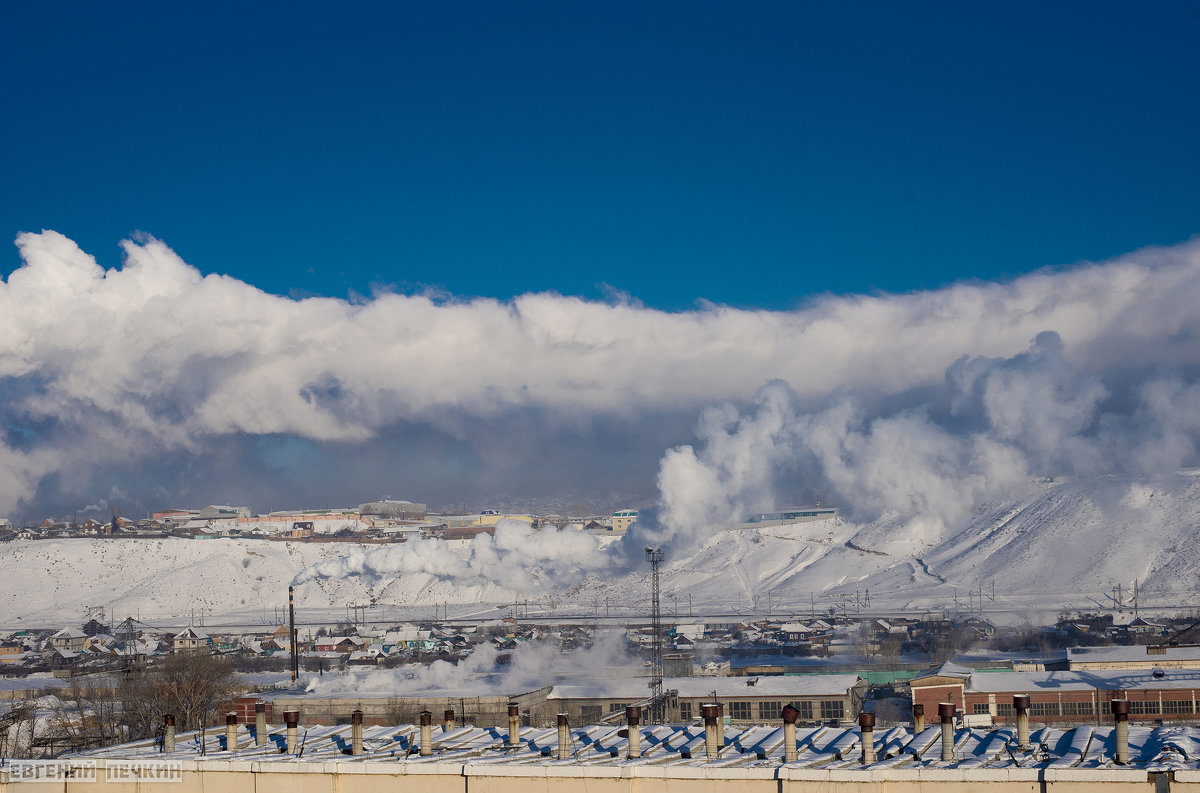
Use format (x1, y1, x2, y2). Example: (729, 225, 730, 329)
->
(225, 712, 238, 752)
(444, 709, 455, 731)
(912, 702, 924, 733)
(163, 714, 176, 753)
(507, 703, 521, 747)
(1013, 694, 1031, 750)
(702, 703, 722, 761)
(625, 706, 642, 759)
(255, 702, 267, 747)
(420, 710, 433, 756)
(284, 711, 299, 754)
(1112, 699, 1130, 765)
(938, 702, 956, 762)
(351, 710, 363, 756)
(859, 712, 876, 765)
(781, 704, 799, 763)
(557, 714, 571, 760)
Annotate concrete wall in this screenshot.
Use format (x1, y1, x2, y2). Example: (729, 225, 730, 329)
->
(0, 759, 1182, 793)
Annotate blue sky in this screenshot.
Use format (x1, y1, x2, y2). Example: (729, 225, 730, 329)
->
(3, 3, 1200, 521)
(4, 2, 1198, 310)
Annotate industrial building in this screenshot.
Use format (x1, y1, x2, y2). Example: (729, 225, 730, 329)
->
(54, 703, 1200, 792)
(264, 675, 864, 729)
(911, 662, 1200, 725)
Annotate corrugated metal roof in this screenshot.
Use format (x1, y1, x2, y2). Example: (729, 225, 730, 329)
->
(78, 720, 1200, 770)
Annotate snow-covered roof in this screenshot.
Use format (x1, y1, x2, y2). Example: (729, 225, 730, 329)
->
(52, 627, 86, 639)
(174, 627, 209, 640)
(1068, 646, 1200, 664)
(548, 674, 861, 701)
(76, 718, 1200, 772)
(967, 668, 1200, 693)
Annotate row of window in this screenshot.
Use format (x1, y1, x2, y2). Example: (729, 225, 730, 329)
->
(977, 699, 1196, 717)
(676, 700, 845, 723)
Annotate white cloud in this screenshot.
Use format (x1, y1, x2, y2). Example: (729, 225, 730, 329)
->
(2, 230, 1200, 523)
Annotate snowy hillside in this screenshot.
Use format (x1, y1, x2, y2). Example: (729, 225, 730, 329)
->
(3, 471, 1198, 627)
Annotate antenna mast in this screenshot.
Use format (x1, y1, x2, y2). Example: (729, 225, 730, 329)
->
(646, 547, 665, 723)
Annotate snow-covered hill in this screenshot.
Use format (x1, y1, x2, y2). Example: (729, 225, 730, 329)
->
(3, 471, 1198, 627)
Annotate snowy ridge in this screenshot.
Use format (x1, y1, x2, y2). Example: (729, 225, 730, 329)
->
(2, 472, 1197, 625)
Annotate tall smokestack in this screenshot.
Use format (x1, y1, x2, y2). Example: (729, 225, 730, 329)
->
(420, 711, 433, 757)
(225, 712, 238, 752)
(859, 712, 875, 765)
(1013, 694, 1030, 750)
(444, 709, 455, 731)
(938, 702, 956, 762)
(507, 703, 520, 747)
(1111, 699, 1130, 765)
(163, 714, 176, 753)
(625, 706, 642, 759)
(557, 714, 571, 760)
(255, 702, 266, 747)
(702, 704, 722, 761)
(781, 704, 799, 763)
(289, 585, 298, 684)
(912, 702, 924, 733)
(285, 710, 299, 755)
(351, 710, 363, 756)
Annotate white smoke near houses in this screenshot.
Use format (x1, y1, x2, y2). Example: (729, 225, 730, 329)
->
(303, 629, 639, 697)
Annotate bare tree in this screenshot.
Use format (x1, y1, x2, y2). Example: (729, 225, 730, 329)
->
(121, 653, 241, 737)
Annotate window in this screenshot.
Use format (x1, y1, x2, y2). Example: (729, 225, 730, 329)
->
(729, 701, 752, 720)
(820, 700, 844, 721)
(759, 701, 783, 721)
(1163, 700, 1192, 715)
(1030, 702, 1058, 718)
(1062, 701, 1094, 717)
(608, 703, 627, 714)
(1130, 699, 1159, 715)
(581, 706, 602, 723)
(997, 703, 1013, 717)
(679, 702, 693, 722)
(972, 703, 990, 714)
(797, 701, 813, 721)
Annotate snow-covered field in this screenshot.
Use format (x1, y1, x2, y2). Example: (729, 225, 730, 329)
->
(2, 471, 1198, 629)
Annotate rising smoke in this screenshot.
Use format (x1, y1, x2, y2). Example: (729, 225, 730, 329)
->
(3, 231, 1200, 559)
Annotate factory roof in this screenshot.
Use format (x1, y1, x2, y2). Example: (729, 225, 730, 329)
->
(966, 668, 1200, 694)
(547, 674, 862, 701)
(1068, 645, 1200, 664)
(74, 719, 1200, 772)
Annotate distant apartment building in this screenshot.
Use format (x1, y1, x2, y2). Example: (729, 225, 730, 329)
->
(611, 509, 638, 533)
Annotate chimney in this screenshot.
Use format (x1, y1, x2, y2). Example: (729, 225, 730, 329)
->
(351, 710, 363, 756)
(163, 714, 176, 753)
(859, 711, 876, 765)
(284, 710, 299, 754)
(781, 704, 799, 763)
(225, 712, 238, 752)
(1111, 699, 1130, 765)
(420, 710, 433, 757)
(444, 709, 456, 731)
(507, 703, 521, 747)
(702, 703, 722, 761)
(255, 702, 267, 747)
(625, 706, 642, 759)
(912, 702, 924, 733)
(1013, 694, 1031, 750)
(557, 713, 571, 760)
(938, 702, 956, 762)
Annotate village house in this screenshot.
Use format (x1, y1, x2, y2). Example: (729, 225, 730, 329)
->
(172, 626, 213, 654)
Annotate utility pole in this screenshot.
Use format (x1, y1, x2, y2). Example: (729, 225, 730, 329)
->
(289, 586, 298, 684)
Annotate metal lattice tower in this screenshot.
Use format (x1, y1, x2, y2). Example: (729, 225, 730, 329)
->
(645, 547, 665, 723)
